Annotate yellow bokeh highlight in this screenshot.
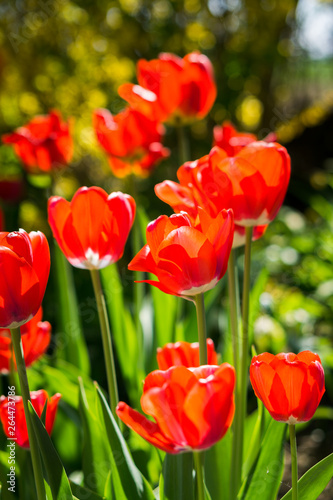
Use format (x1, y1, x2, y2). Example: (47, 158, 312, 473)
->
(186, 22, 216, 49)
(236, 95, 263, 130)
(185, 0, 201, 14)
(19, 93, 41, 115)
(118, 0, 141, 14)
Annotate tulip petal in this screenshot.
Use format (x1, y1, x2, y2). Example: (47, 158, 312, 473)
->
(116, 402, 182, 454)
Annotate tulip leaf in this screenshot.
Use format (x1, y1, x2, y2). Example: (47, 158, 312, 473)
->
(70, 481, 107, 500)
(96, 385, 156, 500)
(280, 452, 333, 500)
(78, 379, 112, 498)
(101, 263, 143, 406)
(205, 429, 232, 500)
(242, 403, 266, 478)
(159, 453, 194, 500)
(238, 419, 286, 500)
(53, 242, 90, 374)
(28, 401, 74, 500)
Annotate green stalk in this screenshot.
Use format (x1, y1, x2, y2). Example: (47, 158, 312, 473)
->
(194, 293, 208, 365)
(228, 249, 240, 373)
(177, 123, 190, 164)
(233, 226, 253, 496)
(11, 327, 46, 500)
(241, 227, 253, 417)
(229, 249, 243, 499)
(193, 452, 205, 500)
(289, 424, 298, 500)
(90, 269, 119, 422)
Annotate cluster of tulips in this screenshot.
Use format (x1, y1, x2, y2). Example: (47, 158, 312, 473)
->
(0, 51, 329, 500)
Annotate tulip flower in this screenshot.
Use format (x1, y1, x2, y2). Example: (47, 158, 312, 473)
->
(118, 52, 217, 125)
(0, 307, 51, 374)
(93, 107, 169, 178)
(0, 390, 61, 448)
(157, 339, 218, 370)
(128, 209, 234, 298)
(213, 121, 258, 156)
(156, 142, 290, 228)
(0, 230, 50, 329)
(2, 110, 73, 174)
(48, 186, 136, 270)
(117, 363, 235, 453)
(250, 351, 325, 423)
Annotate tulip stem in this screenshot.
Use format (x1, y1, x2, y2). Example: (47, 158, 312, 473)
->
(90, 269, 119, 423)
(228, 249, 240, 373)
(194, 293, 208, 365)
(10, 327, 46, 500)
(237, 226, 253, 495)
(193, 452, 205, 500)
(289, 424, 298, 500)
(229, 248, 243, 499)
(177, 123, 190, 164)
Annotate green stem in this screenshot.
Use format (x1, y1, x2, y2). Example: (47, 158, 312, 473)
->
(177, 123, 190, 164)
(228, 249, 240, 373)
(194, 294, 208, 365)
(241, 227, 253, 417)
(289, 424, 298, 500)
(232, 226, 253, 496)
(229, 249, 243, 499)
(193, 452, 205, 500)
(11, 327, 46, 500)
(90, 269, 119, 422)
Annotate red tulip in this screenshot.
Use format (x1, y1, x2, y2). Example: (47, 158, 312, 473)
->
(250, 351, 325, 423)
(0, 230, 50, 328)
(157, 339, 218, 370)
(0, 390, 61, 448)
(0, 208, 3, 231)
(156, 142, 290, 228)
(93, 107, 169, 178)
(213, 122, 257, 156)
(2, 110, 73, 174)
(128, 209, 234, 298)
(0, 307, 51, 374)
(116, 363, 235, 453)
(119, 52, 217, 125)
(48, 186, 135, 270)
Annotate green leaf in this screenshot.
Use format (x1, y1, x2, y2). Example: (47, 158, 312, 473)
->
(28, 402, 73, 500)
(205, 429, 232, 500)
(96, 385, 156, 500)
(159, 453, 194, 500)
(242, 403, 266, 478)
(238, 419, 286, 500)
(70, 481, 107, 500)
(78, 379, 113, 498)
(53, 242, 90, 374)
(280, 452, 333, 500)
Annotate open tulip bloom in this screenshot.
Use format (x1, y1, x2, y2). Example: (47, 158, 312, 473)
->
(117, 363, 235, 454)
(155, 141, 290, 243)
(128, 208, 234, 298)
(93, 107, 169, 177)
(118, 51, 217, 125)
(2, 110, 73, 174)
